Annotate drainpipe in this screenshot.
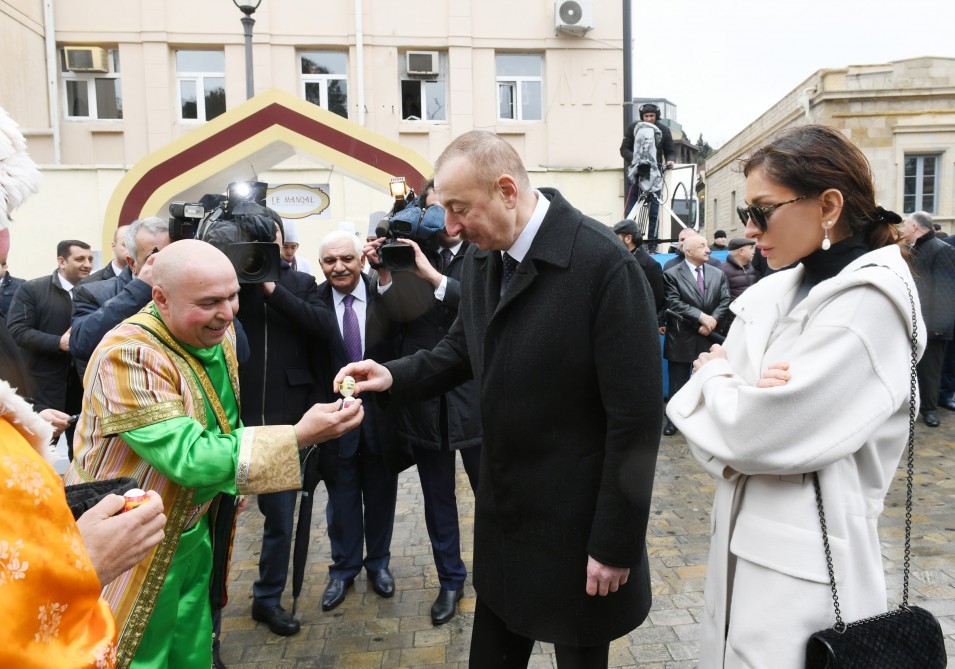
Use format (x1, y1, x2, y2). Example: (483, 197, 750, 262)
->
(355, 0, 365, 126)
(43, 0, 61, 163)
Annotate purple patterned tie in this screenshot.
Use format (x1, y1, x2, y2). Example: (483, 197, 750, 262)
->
(696, 266, 705, 295)
(341, 294, 363, 362)
(441, 248, 453, 274)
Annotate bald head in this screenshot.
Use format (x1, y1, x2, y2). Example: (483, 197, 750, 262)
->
(153, 240, 234, 288)
(152, 240, 240, 348)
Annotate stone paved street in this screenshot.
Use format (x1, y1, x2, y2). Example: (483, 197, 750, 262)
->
(218, 418, 955, 668)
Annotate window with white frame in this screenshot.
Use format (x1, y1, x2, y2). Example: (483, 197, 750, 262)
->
(495, 53, 543, 122)
(400, 51, 447, 122)
(176, 50, 225, 122)
(61, 48, 122, 120)
(300, 51, 348, 119)
(903, 153, 940, 214)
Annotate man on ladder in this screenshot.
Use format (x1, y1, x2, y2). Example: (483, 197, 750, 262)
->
(620, 103, 676, 253)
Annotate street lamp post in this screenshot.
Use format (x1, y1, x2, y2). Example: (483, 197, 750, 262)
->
(233, 0, 262, 100)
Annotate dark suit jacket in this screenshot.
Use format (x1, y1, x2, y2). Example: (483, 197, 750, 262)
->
(385, 188, 662, 646)
(910, 231, 955, 340)
(630, 246, 664, 311)
(379, 244, 482, 451)
(70, 266, 150, 377)
(5, 270, 75, 411)
(78, 263, 118, 285)
(663, 261, 731, 362)
(234, 264, 328, 427)
(272, 274, 403, 468)
(0, 273, 24, 318)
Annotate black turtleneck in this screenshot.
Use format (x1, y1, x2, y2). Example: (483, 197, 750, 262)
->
(800, 233, 870, 288)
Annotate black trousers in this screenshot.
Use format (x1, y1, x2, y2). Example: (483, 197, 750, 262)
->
(469, 598, 610, 669)
(666, 360, 693, 403)
(917, 339, 947, 413)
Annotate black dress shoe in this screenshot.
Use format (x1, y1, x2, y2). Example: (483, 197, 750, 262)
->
(663, 421, 678, 436)
(940, 397, 955, 412)
(923, 410, 941, 427)
(251, 602, 301, 636)
(321, 578, 354, 611)
(431, 588, 464, 625)
(212, 653, 228, 669)
(368, 568, 395, 598)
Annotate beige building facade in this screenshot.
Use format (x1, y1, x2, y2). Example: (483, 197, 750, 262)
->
(704, 57, 955, 243)
(2, 0, 630, 275)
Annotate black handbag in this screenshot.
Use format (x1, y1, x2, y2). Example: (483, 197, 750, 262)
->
(805, 266, 947, 669)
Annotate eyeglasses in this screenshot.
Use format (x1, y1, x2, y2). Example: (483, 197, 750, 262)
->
(736, 195, 808, 230)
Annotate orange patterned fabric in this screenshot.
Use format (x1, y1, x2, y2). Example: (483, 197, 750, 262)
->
(0, 392, 117, 668)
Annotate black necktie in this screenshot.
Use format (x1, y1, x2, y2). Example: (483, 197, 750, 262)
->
(502, 252, 519, 291)
(441, 248, 453, 274)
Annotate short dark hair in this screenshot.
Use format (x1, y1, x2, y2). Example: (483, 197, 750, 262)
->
(57, 239, 91, 259)
(419, 178, 436, 204)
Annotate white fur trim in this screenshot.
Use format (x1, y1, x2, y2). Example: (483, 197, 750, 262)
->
(0, 380, 53, 455)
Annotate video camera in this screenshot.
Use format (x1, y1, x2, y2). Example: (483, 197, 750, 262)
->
(373, 177, 446, 272)
(168, 181, 283, 283)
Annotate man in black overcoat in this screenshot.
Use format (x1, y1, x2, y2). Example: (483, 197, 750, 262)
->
(236, 221, 331, 640)
(336, 130, 662, 668)
(901, 211, 955, 427)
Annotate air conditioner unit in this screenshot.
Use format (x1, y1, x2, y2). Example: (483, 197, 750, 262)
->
(406, 51, 439, 76)
(63, 46, 110, 73)
(555, 0, 594, 36)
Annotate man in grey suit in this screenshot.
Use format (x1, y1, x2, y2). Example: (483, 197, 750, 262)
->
(335, 130, 662, 669)
(662, 234, 730, 436)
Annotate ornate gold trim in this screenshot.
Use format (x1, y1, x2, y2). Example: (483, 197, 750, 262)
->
(237, 426, 301, 495)
(100, 400, 186, 436)
(115, 484, 195, 669)
(222, 329, 241, 409)
(126, 306, 232, 435)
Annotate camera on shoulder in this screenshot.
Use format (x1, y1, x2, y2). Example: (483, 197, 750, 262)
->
(169, 181, 283, 283)
(374, 177, 446, 272)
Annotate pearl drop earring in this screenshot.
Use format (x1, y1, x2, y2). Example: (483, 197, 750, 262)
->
(822, 221, 832, 251)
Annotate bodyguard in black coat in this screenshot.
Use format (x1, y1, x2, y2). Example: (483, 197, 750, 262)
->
(235, 257, 331, 636)
(337, 131, 662, 668)
(374, 226, 482, 625)
(7, 269, 84, 413)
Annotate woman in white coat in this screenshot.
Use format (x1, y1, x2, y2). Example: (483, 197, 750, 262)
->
(667, 125, 925, 668)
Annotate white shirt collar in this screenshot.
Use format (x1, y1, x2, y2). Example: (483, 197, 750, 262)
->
(446, 241, 464, 257)
(333, 276, 367, 305)
(56, 271, 76, 292)
(503, 190, 549, 263)
(685, 259, 704, 274)
(111, 260, 125, 276)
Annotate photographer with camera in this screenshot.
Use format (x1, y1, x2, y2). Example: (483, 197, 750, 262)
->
(620, 103, 676, 251)
(230, 213, 330, 641)
(368, 179, 482, 626)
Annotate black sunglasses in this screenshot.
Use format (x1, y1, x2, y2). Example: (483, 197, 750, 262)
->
(736, 195, 808, 230)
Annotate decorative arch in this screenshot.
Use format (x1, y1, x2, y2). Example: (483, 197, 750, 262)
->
(104, 88, 433, 235)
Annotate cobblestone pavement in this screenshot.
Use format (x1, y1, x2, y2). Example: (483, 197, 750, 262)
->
(218, 418, 955, 668)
